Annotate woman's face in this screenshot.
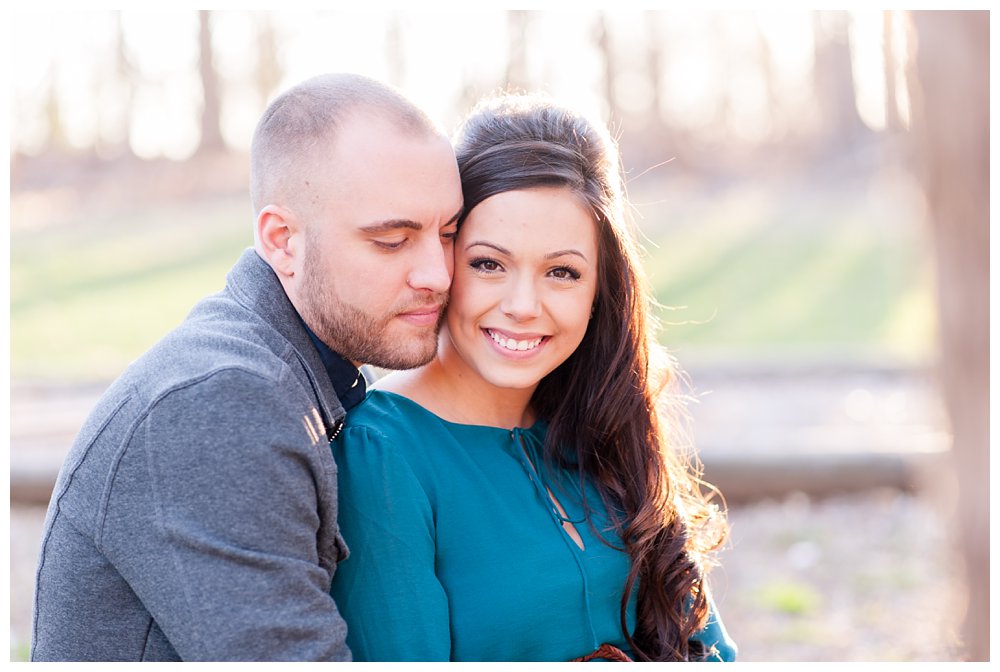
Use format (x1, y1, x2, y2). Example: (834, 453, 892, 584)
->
(443, 186, 599, 392)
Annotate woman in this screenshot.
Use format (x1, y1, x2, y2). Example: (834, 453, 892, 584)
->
(328, 94, 736, 662)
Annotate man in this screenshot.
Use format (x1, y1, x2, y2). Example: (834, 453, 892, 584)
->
(31, 73, 464, 661)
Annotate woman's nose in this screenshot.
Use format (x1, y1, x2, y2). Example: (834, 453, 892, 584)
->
(500, 276, 541, 320)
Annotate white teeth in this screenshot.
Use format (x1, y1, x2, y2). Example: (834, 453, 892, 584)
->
(488, 329, 543, 351)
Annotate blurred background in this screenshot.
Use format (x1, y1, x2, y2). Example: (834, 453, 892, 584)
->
(8, 9, 989, 662)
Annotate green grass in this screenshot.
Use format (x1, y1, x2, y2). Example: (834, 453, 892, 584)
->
(751, 579, 824, 615)
(11, 196, 253, 380)
(639, 184, 935, 362)
(10, 641, 30, 662)
(10, 182, 936, 382)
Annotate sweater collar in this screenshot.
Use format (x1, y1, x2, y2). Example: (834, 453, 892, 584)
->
(226, 248, 346, 439)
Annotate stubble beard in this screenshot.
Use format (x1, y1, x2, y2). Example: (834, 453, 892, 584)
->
(299, 249, 447, 370)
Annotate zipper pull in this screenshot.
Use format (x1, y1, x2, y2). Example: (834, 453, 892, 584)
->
(328, 418, 345, 441)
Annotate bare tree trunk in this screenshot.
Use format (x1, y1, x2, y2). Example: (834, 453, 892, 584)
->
(593, 13, 618, 125)
(755, 16, 779, 139)
(385, 13, 405, 87)
(198, 10, 225, 154)
(44, 68, 68, 152)
(94, 11, 135, 160)
(906, 10, 989, 662)
(812, 10, 868, 151)
(115, 12, 136, 156)
(505, 10, 531, 91)
(253, 13, 283, 107)
(882, 11, 901, 132)
(636, 12, 685, 171)
(644, 12, 663, 124)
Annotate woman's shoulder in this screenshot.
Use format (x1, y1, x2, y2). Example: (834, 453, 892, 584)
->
(332, 391, 444, 484)
(342, 389, 437, 439)
(332, 391, 442, 509)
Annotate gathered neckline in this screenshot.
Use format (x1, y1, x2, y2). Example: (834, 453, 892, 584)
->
(363, 388, 547, 435)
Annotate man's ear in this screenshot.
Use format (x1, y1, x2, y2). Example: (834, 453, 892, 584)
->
(255, 204, 301, 278)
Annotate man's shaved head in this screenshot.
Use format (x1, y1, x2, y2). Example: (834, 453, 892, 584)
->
(249, 73, 441, 216)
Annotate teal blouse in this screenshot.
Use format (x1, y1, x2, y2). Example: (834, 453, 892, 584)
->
(329, 390, 736, 662)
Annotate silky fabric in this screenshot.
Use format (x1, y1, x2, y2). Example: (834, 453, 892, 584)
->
(329, 390, 736, 662)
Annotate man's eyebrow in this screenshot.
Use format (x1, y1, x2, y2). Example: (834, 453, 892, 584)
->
(359, 219, 423, 234)
(360, 207, 463, 234)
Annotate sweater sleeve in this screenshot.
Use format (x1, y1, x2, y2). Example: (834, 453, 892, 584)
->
(329, 424, 451, 662)
(97, 368, 350, 661)
(690, 592, 738, 662)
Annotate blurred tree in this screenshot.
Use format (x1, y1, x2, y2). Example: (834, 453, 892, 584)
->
(906, 10, 988, 662)
(44, 68, 68, 152)
(643, 14, 663, 120)
(630, 13, 685, 175)
(709, 15, 735, 137)
(593, 13, 619, 123)
(253, 13, 283, 107)
(198, 10, 225, 154)
(754, 16, 779, 140)
(812, 10, 867, 150)
(882, 11, 902, 133)
(385, 12, 405, 87)
(95, 11, 136, 159)
(505, 10, 532, 91)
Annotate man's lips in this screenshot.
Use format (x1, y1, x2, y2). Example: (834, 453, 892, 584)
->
(397, 304, 443, 326)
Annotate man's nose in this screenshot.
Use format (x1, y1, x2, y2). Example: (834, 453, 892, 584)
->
(407, 235, 452, 293)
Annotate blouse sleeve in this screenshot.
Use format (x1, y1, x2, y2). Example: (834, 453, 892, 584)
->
(329, 425, 451, 661)
(690, 592, 738, 662)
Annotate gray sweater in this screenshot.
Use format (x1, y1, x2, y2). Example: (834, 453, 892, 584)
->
(31, 249, 352, 661)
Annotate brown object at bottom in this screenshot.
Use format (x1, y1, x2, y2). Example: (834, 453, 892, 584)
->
(572, 643, 633, 662)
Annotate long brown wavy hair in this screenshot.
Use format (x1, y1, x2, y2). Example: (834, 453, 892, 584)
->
(453, 94, 727, 661)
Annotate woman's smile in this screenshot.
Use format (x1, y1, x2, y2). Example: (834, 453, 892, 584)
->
(483, 327, 549, 355)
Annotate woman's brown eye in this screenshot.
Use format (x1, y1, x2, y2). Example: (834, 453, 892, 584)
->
(550, 266, 581, 280)
(470, 258, 502, 273)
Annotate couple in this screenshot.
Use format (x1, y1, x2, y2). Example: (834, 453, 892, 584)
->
(32, 73, 736, 662)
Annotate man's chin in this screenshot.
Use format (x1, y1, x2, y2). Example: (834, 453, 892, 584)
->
(364, 329, 439, 370)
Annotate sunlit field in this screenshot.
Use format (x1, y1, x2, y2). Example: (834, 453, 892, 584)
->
(9, 9, 938, 381)
(635, 175, 934, 365)
(10, 165, 934, 382)
(10, 9, 984, 663)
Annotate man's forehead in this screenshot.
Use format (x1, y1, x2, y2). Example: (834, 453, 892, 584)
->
(331, 110, 441, 149)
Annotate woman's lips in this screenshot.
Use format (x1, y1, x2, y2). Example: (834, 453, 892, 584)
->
(483, 328, 548, 354)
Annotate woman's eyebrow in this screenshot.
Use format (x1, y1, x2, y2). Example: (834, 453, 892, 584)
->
(465, 241, 589, 263)
(545, 249, 588, 262)
(464, 240, 511, 255)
